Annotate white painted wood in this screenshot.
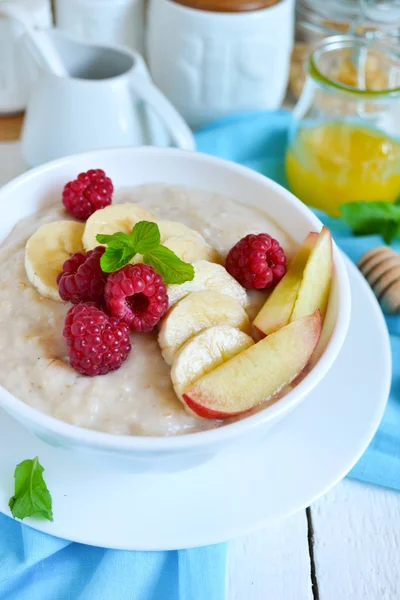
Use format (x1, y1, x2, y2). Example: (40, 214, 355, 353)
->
(0, 141, 25, 187)
(311, 480, 400, 600)
(227, 511, 313, 600)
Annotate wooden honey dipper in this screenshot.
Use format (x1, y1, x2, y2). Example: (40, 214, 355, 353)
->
(358, 247, 400, 315)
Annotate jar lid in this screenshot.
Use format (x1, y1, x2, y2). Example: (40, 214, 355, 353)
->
(170, 0, 282, 13)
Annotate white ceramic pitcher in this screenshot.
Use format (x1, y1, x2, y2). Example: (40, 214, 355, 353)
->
(19, 29, 195, 166)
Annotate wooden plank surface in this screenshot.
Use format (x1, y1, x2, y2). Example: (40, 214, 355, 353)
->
(0, 113, 24, 141)
(227, 481, 400, 600)
(311, 480, 400, 600)
(228, 512, 313, 600)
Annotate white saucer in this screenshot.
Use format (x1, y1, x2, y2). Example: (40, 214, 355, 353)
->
(0, 256, 391, 550)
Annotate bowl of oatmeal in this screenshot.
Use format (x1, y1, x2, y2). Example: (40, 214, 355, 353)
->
(0, 147, 350, 472)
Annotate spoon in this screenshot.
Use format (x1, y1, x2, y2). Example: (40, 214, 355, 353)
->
(0, 2, 68, 77)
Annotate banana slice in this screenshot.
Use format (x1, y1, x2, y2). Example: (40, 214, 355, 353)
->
(83, 203, 154, 250)
(158, 290, 251, 365)
(25, 220, 85, 301)
(157, 220, 205, 243)
(171, 326, 254, 405)
(163, 235, 221, 265)
(167, 260, 248, 308)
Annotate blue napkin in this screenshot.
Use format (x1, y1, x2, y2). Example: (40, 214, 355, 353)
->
(0, 513, 226, 599)
(196, 109, 400, 492)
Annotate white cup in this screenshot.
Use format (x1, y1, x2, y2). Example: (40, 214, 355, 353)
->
(0, 0, 52, 114)
(147, 0, 295, 129)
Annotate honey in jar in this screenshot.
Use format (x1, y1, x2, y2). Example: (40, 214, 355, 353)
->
(286, 36, 400, 217)
(286, 121, 400, 216)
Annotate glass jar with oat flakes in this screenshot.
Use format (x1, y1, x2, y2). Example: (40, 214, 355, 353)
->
(290, 0, 400, 100)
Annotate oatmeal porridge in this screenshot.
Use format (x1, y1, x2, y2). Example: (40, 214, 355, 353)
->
(0, 184, 297, 437)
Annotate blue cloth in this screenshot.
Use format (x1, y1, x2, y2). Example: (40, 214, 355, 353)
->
(0, 515, 226, 600)
(196, 109, 400, 492)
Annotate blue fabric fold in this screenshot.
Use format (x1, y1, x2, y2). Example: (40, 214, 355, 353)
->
(196, 109, 400, 492)
(0, 514, 227, 600)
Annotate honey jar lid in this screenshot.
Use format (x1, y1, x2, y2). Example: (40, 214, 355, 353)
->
(170, 0, 282, 13)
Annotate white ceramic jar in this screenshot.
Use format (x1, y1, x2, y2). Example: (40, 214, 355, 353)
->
(54, 0, 145, 53)
(146, 0, 295, 129)
(0, 0, 52, 115)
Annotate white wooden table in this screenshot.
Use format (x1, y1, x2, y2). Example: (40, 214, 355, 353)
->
(1, 137, 399, 600)
(228, 479, 400, 599)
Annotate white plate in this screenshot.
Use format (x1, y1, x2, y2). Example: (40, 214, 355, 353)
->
(0, 256, 391, 550)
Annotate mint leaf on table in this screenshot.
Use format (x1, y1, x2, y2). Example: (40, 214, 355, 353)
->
(9, 457, 53, 521)
(143, 245, 195, 285)
(340, 201, 400, 244)
(97, 221, 194, 284)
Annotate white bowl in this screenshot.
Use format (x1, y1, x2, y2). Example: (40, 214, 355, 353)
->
(0, 147, 351, 472)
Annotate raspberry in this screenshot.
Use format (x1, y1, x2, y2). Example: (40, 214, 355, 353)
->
(57, 246, 107, 304)
(63, 303, 131, 376)
(225, 233, 287, 290)
(62, 169, 113, 220)
(105, 264, 168, 332)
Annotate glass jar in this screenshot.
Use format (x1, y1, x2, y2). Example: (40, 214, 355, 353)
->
(289, 0, 400, 100)
(286, 35, 400, 216)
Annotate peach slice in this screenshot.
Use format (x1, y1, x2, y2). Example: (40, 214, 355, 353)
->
(182, 310, 322, 419)
(253, 232, 318, 336)
(290, 227, 333, 322)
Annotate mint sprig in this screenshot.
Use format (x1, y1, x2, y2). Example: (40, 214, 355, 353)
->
(340, 201, 400, 244)
(96, 221, 194, 285)
(9, 457, 53, 521)
(130, 221, 160, 253)
(144, 245, 194, 285)
(100, 246, 134, 273)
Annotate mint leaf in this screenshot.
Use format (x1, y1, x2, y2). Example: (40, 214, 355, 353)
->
(100, 246, 135, 273)
(96, 232, 135, 249)
(144, 245, 194, 284)
(9, 457, 53, 521)
(97, 221, 159, 272)
(97, 220, 194, 283)
(381, 221, 400, 244)
(340, 201, 400, 244)
(130, 221, 160, 253)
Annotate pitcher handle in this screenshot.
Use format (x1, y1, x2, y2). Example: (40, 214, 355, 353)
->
(130, 57, 195, 151)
